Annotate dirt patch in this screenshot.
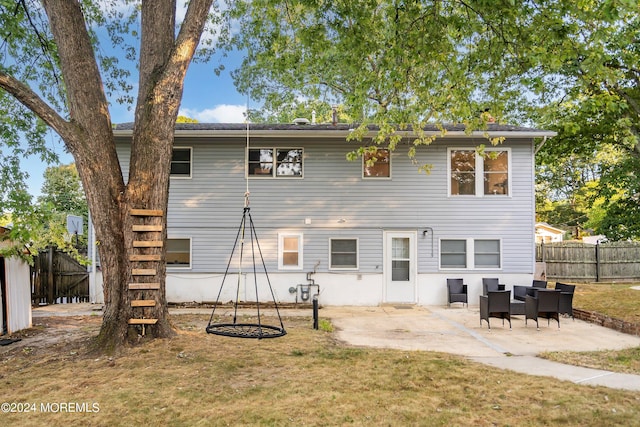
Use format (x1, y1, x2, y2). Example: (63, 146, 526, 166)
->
(0, 315, 102, 360)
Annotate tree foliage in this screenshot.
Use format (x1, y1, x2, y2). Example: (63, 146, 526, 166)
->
(528, 1, 640, 240)
(227, 0, 640, 240)
(31, 163, 89, 262)
(226, 1, 524, 140)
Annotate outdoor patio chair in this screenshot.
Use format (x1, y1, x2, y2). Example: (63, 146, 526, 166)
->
(513, 280, 548, 301)
(482, 278, 506, 295)
(447, 278, 468, 307)
(525, 289, 560, 329)
(480, 290, 512, 329)
(555, 282, 576, 319)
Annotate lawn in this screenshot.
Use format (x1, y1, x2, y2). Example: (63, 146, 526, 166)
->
(540, 282, 640, 374)
(1, 312, 639, 426)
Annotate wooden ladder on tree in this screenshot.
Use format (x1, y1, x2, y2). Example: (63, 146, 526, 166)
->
(128, 209, 163, 329)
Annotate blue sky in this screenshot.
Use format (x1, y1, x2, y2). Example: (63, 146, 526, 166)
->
(26, 49, 249, 196)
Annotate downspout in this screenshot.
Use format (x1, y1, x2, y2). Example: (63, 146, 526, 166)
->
(534, 136, 548, 155)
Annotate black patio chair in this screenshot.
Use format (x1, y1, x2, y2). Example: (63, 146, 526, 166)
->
(513, 280, 548, 301)
(482, 278, 506, 295)
(525, 289, 560, 329)
(480, 290, 512, 329)
(555, 282, 576, 319)
(447, 278, 468, 307)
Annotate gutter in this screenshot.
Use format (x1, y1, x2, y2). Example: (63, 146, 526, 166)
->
(113, 128, 557, 139)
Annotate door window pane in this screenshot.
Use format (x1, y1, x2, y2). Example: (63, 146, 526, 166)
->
(391, 238, 410, 281)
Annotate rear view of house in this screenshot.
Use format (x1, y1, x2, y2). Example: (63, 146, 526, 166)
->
(89, 122, 555, 307)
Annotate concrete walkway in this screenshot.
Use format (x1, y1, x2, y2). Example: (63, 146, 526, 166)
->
(32, 303, 640, 391)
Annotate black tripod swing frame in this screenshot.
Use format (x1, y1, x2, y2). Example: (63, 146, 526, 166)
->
(206, 206, 287, 339)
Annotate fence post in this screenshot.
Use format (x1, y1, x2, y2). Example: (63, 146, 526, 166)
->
(595, 242, 600, 283)
(47, 246, 55, 304)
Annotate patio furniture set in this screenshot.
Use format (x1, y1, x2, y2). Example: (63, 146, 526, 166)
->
(446, 278, 576, 330)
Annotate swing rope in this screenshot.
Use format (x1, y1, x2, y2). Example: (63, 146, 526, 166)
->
(206, 116, 286, 339)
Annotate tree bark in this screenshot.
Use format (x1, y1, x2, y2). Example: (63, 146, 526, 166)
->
(33, 0, 215, 351)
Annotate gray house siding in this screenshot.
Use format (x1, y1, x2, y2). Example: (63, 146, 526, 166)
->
(115, 134, 535, 276)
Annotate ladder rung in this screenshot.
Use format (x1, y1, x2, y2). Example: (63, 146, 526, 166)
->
(132, 225, 163, 232)
(131, 300, 156, 307)
(128, 318, 158, 325)
(132, 269, 156, 276)
(128, 283, 161, 290)
(130, 209, 163, 217)
(133, 241, 163, 248)
(130, 254, 162, 261)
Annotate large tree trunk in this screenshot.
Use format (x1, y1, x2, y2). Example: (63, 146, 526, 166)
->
(36, 0, 214, 351)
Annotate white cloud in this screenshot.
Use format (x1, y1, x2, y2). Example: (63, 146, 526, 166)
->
(179, 105, 247, 123)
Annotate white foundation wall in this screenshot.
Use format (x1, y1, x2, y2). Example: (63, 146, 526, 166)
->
(417, 274, 535, 307)
(90, 271, 534, 307)
(164, 272, 384, 306)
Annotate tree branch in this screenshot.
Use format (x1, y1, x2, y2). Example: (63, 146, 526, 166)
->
(0, 70, 72, 140)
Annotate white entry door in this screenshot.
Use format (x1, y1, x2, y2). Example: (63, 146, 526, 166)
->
(384, 231, 417, 303)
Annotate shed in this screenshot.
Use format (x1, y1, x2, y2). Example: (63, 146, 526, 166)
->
(0, 227, 32, 335)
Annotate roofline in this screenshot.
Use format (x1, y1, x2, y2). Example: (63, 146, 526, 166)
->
(113, 127, 556, 139)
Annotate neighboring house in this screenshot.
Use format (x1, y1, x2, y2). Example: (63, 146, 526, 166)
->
(0, 227, 32, 334)
(535, 222, 565, 244)
(89, 122, 555, 307)
(582, 235, 607, 245)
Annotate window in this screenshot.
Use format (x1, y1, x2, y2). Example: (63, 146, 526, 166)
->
(363, 148, 390, 178)
(483, 151, 509, 195)
(474, 239, 501, 268)
(278, 233, 303, 270)
(440, 240, 467, 268)
(171, 147, 192, 177)
(440, 239, 501, 270)
(450, 150, 476, 195)
(449, 148, 510, 196)
(330, 238, 358, 269)
(248, 148, 303, 177)
(166, 238, 191, 268)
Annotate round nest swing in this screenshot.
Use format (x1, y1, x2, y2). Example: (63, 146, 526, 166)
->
(206, 206, 287, 339)
(206, 322, 286, 339)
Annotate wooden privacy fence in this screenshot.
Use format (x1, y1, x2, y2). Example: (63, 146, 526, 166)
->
(537, 241, 640, 282)
(31, 247, 89, 305)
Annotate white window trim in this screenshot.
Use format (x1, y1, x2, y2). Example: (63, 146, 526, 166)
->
(278, 232, 304, 270)
(329, 237, 360, 270)
(166, 237, 192, 270)
(362, 148, 392, 180)
(447, 147, 511, 197)
(247, 147, 304, 179)
(439, 238, 502, 271)
(170, 147, 192, 179)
